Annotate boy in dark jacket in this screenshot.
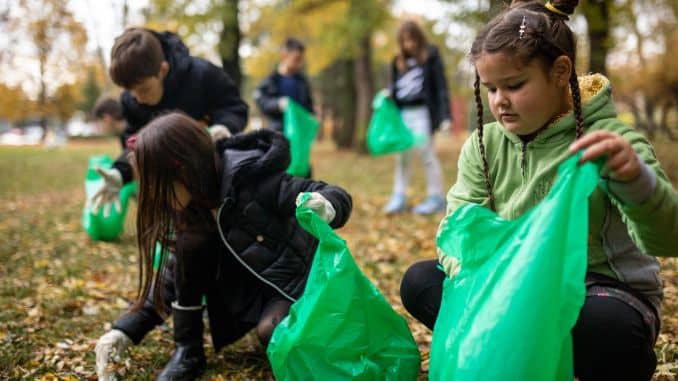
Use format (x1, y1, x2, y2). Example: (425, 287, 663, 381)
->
(95, 113, 352, 380)
(253, 37, 314, 133)
(92, 28, 248, 215)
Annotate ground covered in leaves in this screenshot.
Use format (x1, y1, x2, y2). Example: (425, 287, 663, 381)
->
(0, 134, 676, 380)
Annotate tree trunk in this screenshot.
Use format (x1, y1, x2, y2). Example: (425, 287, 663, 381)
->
(658, 100, 677, 141)
(318, 59, 357, 148)
(39, 48, 48, 141)
(352, 36, 375, 153)
(582, 0, 612, 75)
(218, 0, 242, 90)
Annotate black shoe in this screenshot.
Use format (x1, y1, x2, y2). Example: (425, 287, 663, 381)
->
(156, 304, 206, 381)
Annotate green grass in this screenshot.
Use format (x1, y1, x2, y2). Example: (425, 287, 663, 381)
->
(0, 134, 676, 380)
(0, 140, 119, 198)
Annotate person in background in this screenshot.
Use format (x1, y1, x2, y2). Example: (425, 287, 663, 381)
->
(384, 20, 452, 215)
(93, 96, 125, 144)
(253, 37, 314, 134)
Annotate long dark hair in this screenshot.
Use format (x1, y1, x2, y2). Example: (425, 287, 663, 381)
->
(396, 20, 429, 73)
(129, 112, 222, 313)
(469, 0, 583, 210)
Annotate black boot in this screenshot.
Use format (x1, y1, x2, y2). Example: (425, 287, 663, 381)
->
(156, 303, 206, 381)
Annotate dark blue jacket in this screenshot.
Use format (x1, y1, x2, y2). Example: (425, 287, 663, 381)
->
(254, 70, 314, 133)
(113, 30, 249, 183)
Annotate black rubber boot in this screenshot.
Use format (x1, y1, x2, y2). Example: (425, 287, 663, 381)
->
(156, 303, 206, 381)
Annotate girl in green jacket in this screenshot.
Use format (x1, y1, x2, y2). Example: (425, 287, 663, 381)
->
(400, 1, 678, 380)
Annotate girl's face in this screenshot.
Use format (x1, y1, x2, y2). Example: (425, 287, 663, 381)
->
(475, 52, 571, 136)
(401, 33, 418, 56)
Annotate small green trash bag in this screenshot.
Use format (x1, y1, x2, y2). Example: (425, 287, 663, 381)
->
(267, 193, 421, 381)
(82, 155, 136, 241)
(430, 154, 599, 381)
(284, 100, 319, 177)
(366, 92, 423, 156)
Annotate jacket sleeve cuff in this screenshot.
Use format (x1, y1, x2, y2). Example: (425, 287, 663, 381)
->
(605, 157, 657, 206)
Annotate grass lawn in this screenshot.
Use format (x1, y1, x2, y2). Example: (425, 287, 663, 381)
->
(0, 134, 676, 380)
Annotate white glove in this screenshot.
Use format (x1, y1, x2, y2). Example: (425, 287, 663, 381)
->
(439, 119, 452, 132)
(379, 88, 391, 98)
(95, 329, 132, 381)
(296, 192, 336, 224)
(91, 167, 123, 218)
(437, 248, 461, 279)
(278, 96, 290, 112)
(208, 124, 232, 141)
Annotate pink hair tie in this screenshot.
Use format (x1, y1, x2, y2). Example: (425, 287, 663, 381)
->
(126, 135, 137, 151)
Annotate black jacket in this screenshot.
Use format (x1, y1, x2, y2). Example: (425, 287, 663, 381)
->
(390, 45, 451, 133)
(254, 69, 314, 133)
(113, 30, 249, 183)
(113, 129, 352, 350)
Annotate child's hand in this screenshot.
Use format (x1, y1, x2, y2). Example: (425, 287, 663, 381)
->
(296, 192, 336, 224)
(569, 131, 641, 182)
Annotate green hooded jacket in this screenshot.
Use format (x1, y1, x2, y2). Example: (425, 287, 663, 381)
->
(439, 74, 678, 309)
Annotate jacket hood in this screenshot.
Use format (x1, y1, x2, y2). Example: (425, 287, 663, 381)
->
(500, 74, 615, 147)
(216, 129, 291, 197)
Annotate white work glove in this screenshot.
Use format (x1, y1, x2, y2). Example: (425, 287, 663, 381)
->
(296, 192, 336, 224)
(95, 329, 132, 381)
(379, 88, 391, 98)
(439, 119, 452, 133)
(278, 96, 289, 112)
(91, 167, 123, 218)
(208, 124, 232, 141)
(437, 248, 461, 279)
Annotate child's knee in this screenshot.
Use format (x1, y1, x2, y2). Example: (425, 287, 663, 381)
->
(400, 260, 437, 311)
(256, 300, 291, 345)
(256, 319, 276, 346)
(573, 296, 657, 380)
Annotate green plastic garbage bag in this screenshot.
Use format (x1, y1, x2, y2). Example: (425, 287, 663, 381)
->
(430, 154, 599, 381)
(267, 193, 421, 381)
(284, 100, 319, 177)
(366, 92, 424, 156)
(82, 155, 136, 241)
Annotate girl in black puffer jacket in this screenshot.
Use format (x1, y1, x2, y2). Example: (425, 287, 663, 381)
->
(95, 112, 352, 381)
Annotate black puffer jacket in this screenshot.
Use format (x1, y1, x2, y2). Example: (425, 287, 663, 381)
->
(213, 129, 351, 300)
(113, 129, 352, 350)
(113, 30, 249, 183)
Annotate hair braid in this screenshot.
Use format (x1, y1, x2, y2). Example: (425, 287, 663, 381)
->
(569, 70, 585, 139)
(474, 72, 496, 211)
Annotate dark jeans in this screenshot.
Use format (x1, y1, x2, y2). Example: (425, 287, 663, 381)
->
(400, 260, 658, 381)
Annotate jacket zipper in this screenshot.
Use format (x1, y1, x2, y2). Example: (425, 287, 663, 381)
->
(215, 202, 297, 303)
(521, 141, 528, 178)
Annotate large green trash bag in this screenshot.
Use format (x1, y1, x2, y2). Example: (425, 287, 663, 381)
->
(82, 155, 136, 241)
(366, 92, 423, 156)
(430, 154, 599, 381)
(267, 193, 421, 381)
(284, 100, 319, 177)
